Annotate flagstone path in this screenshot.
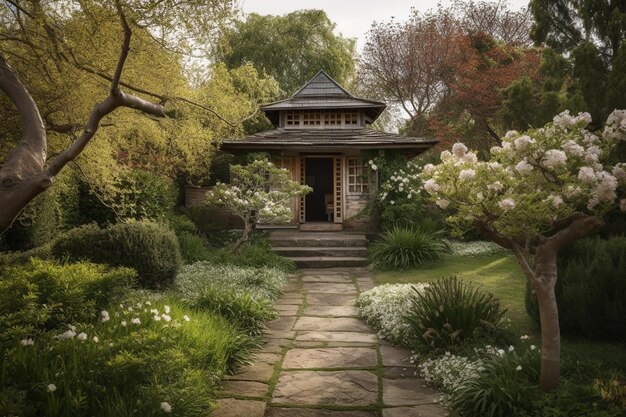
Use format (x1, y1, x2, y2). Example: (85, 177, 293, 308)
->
(212, 268, 448, 417)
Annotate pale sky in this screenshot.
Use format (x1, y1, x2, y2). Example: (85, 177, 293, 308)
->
(239, 0, 530, 50)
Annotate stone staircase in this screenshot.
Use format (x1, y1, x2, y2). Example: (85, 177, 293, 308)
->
(269, 231, 369, 268)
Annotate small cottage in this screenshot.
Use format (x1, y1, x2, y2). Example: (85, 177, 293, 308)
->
(221, 70, 437, 230)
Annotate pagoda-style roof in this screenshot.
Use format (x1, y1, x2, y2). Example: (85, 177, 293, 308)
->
(261, 70, 386, 125)
(221, 128, 437, 152)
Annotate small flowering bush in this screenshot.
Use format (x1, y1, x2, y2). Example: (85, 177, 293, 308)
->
(369, 225, 450, 270)
(357, 283, 428, 346)
(406, 276, 511, 352)
(205, 158, 311, 252)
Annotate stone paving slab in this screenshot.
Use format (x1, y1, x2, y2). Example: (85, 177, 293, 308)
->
(267, 408, 378, 417)
(382, 378, 441, 406)
(302, 274, 353, 283)
(211, 399, 266, 417)
(273, 370, 378, 406)
(229, 362, 275, 382)
(303, 305, 359, 317)
(303, 283, 357, 294)
(295, 331, 378, 343)
(267, 317, 297, 331)
(307, 293, 356, 306)
(221, 380, 268, 397)
(251, 352, 282, 365)
(282, 347, 378, 369)
(383, 405, 449, 417)
(275, 304, 299, 313)
(294, 317, 371, 332)
(380, 344, 411, 367)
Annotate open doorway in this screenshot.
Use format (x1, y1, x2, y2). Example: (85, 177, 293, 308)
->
(304, 158, 333, 222)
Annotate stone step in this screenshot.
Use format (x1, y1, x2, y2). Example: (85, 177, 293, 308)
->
(287, 256, 369, 268)
(273, 246, 368, 258)
(299, 223, 343, 232)
(269, 232, 367, 248)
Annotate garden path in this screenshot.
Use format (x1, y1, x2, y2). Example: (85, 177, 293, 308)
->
(212, 268, 448, 417)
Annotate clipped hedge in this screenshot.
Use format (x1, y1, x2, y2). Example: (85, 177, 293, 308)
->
(525, 236, 626, 341)
(51, 221, 181, 289)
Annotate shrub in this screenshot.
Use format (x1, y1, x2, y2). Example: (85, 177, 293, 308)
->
(406, 276, 510, 351)
(175, 262, 287, 303)
(369, 225, 450, 270)
(0, 260, 135, 345)
(449, 348, 541, 417)
(167, 213, 198, 235)
(177, 232, 212, 263)
(356, 283, 429, 346)
(51, 221, 181, 289)
(0, 244, 52, 266)
(206, 239, 296, 272)
(196, 287, 276, 336)
(525, 236, 626, 341)
(0, 299, 256, 417)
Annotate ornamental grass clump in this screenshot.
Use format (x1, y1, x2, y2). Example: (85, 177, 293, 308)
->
(369, 225, 450, 270)
(406, 276, 509, 351)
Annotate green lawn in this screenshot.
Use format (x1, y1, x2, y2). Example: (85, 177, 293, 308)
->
(374, 254, 535, 335)
(373, 254, 626, 372)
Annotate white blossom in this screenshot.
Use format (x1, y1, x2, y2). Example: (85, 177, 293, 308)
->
(154, 315, 161, 321)
(183, 315, 191, 322)
(93, 336, 99, 343)
(435, 199, 450, 209)
(578, 166, 597, 184)
(514, 135, 534, 150)
(498, 198, 516, 211)
(459, 169, 476, 181)
(543, 149, 568, 169)
(47, 384, 57, 392)
(561, 140, 585, 157)
(160, 402, 172, 413)
(20, 338, 34, 346)
(131, 318, 141, 325)
(505, 130, 519, 139)
(487, 181, 504, 192)
(100, 310, 110, 322)
(515, 160, 534, 175)
(371, 164, 378, 171)
(77, 332, 88, 341)
(164, 306, 171, 314)
(161, 314, 172, 322)
(423, 179, 441, 194)
(440, 150, 453, 163)
(516, 365, 523, 371)
(547, 195, 563, 209)
(612, 164, 626, 184)
(452, 142, 468, 158)
(423, 164, 436, 174)
(121, 320, 127, 327)
(58, 329, 76, 340)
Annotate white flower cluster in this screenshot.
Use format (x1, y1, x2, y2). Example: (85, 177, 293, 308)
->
(417, 352, 483, 393)
(356, 283, 428, 345)
(377, 160, 422, 202)
(444, 240, 509, 257)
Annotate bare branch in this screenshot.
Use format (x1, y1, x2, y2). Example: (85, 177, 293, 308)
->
(111, 0, 131, 94)
(3, 0, 34, 19)
(472, 219, 514, 250)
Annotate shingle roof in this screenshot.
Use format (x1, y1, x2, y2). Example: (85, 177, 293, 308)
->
(221, 128, 438, 151)
(261, 70, 386, 124)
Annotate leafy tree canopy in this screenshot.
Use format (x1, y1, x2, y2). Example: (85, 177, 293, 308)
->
(219, 9, 356, 95)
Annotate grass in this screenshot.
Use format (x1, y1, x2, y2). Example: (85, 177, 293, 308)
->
(373, 253, 626, 372)
(374, 254, 534, 335)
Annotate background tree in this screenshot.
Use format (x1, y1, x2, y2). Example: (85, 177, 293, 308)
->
(0, 0, 276, 234)
(219, 10, 356, 95)
(205, 159, 311, 253)
(359, 7, 465, 136)
(503, 1, 626, 131)
(420, 110, 626, 390)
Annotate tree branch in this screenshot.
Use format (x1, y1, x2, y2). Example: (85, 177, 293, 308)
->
(472, 219, 514, 250)
(0, 51, 46, 176)
(545, 213, 604, 251)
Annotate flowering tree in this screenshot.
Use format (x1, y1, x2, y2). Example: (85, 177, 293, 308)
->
(206, 159, 311, 253)
(420, 110, 626, 391)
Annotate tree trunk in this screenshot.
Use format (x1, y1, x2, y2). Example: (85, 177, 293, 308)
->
(532, 249, 561, 392)
(233, 222, 252, 254)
